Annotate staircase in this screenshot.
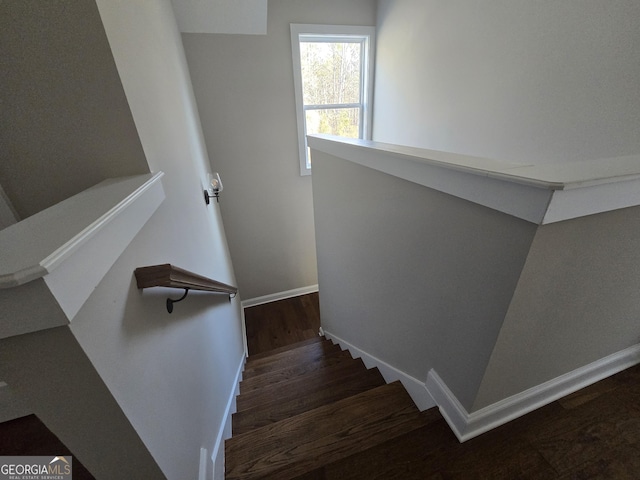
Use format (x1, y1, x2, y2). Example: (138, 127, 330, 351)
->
(225, 336, 441, 479)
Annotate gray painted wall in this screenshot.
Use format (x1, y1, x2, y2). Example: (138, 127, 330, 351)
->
(171, 0, 267, 34)
(0, 0, 149, 219)
(0, 183, 18, 229)
(473, 206, 640, 409)
(182, 0, 377, 299)
(374, 0, 640, 164)
(312, 150, 536, 410)
(0, 327, 165, 478)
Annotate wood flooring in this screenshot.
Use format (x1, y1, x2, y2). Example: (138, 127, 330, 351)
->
(237, 293, 640, 479)
(0, 414, 95, 479)
(244, 292, 320, 356)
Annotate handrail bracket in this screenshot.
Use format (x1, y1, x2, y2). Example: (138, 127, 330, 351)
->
(166, 288, 189, 313)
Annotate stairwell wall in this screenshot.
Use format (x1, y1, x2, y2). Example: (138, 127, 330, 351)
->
(312, 150, 536, 411)
(61, 1, 245, 479)
(181, 0, 377, 300)
(473, 206, 640, 410)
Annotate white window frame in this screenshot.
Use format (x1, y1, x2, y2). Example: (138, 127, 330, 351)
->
(291, 24, 376, 176)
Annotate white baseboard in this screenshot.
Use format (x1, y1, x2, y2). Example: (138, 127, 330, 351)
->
(211, 353, 245, 479)
(241, 285, 319, 309)
(240, 307, 248, 358)
(426, 343, 640, 442)
(323, 331, 436, 411)
(198, 447, 208, 480)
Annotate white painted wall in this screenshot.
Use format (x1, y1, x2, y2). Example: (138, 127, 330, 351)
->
(64, 1, 245, 479)
(374, 0, 640, 164)
(182, 0, 377, 299)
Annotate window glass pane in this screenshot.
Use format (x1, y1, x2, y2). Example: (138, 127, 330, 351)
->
(300, 42, 362, 106)
(305, 108, 361, 138)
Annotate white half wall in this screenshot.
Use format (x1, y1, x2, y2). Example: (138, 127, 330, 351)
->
(311, 149, 536, 411)
(312, 138, 640, 441)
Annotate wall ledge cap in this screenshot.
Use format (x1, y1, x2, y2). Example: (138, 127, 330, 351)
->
(308, 135, 640, 224)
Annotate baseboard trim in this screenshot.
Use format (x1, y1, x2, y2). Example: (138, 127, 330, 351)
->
(211, 353, 245, 478)
(241, 285, 319, 309)
(323, 330, 436, 411)
(426, 343, 640, 442)
(198, 447, 207, 480)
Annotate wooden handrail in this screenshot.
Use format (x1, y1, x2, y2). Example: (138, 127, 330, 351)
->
(134, 264, 238, 312)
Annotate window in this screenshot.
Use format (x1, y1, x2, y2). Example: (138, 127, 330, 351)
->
(291, 24, 375, 175)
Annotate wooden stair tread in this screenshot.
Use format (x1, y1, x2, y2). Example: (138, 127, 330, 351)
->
(233, 367, 386, 435)
(243, 340, 340, 379)
(242, 345, 348, 385)
(245, 337, 332, 368)
(240, 349, 352, 394)
(247, 336, 324, 362)
(237, 361, 375, 419)
(290, 409, 448, 480)
(226, 381, 428, 480)
(236, 356, 368, 412)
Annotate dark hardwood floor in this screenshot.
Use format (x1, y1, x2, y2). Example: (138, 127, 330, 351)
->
(245, 292, 321, 356)
(0, 415, 95, 479)
(242, 293, 640, 479)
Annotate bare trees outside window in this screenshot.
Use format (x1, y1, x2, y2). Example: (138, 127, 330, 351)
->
(291, 25, 375, 175)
